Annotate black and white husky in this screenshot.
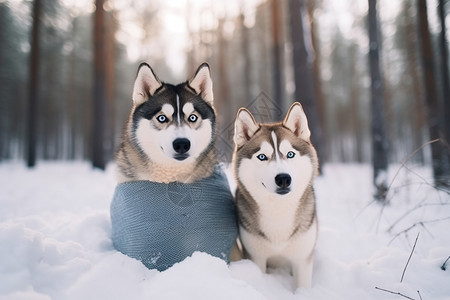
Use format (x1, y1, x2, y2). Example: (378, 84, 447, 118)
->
(232, 102, 319, 289)
(116, 62, 217, 183)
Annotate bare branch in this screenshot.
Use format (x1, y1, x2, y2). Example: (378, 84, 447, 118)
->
(386, 139, 439, 195)
(387, 198, 426, 233)
(389, 216, 450, 245)
(401, 164, 450, 195)
(417, 290, 423, 300)
(401, 232, 420, 283)
(375, 286, 417, 300)
(441, 256, 450, 271)
(388, 202, 450, 233)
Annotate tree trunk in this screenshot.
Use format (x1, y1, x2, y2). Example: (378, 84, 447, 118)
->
(438, 0, 449, 141)
(105, 11, 116, 162)
(288, 0, 324, 167)
(417, 0, 448, 186)
(349, 43, 363, 163)
(270, 0, 284, 111)
(438, 0, 450, 183)
(92, 0, 107, 169)
(67, 18, 78, 160)
(368, 0, 389, 201)
(240, 12, 252, 105)
(26, 0, 41, 168)
(307, 0, 328, 163)
(216, 18, 232, 162)
(404, 0, 425, 163)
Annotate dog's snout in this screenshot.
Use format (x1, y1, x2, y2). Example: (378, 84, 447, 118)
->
(173, 138, 191, 154)
(275, 173, 291, 188)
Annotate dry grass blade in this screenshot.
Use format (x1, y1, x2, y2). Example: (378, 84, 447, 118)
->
(375, 286, 417, 300)
(401, 232, 419, 283)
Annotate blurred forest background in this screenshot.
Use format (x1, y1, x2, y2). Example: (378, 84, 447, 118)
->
(0, 0, 449, 189)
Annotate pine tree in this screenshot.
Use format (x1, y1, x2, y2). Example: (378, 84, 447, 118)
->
(368, 0, 389, 201)
(270, 0, 284, 110)
(92, 0, 107, 169)
(418, 0, 449, 187)
(27, 0, 42, 168)
(288, 0, 324, 166)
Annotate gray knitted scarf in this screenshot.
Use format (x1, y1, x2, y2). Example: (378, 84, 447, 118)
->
(110, 166, 238, 271)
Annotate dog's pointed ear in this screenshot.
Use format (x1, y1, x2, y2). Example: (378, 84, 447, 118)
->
(132, 63, 162, 106)
(283, 102, 311, 141)
(234, 108, 259, 148)
(189, 62, 213, 104)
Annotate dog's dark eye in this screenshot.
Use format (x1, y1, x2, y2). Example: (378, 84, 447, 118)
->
(287, 151, 295, 159)
(157, 115, 168, 123)
(188, 114, 198, 122)
(257, 154, 268, 161)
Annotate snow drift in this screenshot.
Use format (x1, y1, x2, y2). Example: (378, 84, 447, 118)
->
(0, 162, 449, 300)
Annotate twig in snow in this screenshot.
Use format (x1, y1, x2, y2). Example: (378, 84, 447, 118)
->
(376, 200, 388, 233)
(387, 138, 450, 195)
(386, 139, 440, 195)
(401, 164, 449, 195)
(417, 290, 423, 300)
(373, 139, 447, 234)
(388, 216, 450, 245)
(387, 201, 450, 233)
(353, 198, 377, 222)
(401, 232, 420, 283)
(375, 286, 417, 300)
(441, 256, 450, 271)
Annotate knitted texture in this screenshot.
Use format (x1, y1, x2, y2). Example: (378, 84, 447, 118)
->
(110, 166, 238, 271)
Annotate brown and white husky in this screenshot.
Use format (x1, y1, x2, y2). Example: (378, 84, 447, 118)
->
(232, 102, 319, 289)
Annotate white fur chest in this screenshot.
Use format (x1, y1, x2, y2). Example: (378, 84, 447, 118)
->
(256, 195, 300, 243)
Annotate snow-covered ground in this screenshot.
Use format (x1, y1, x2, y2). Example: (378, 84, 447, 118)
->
(0, 161, 449, 300)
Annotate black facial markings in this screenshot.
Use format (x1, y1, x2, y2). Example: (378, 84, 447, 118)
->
(134, 83, 216, 128)
(132, 84, 178, 129)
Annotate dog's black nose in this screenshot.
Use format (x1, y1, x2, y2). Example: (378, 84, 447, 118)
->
(173, 138, 191, 154)
(275, 173, 291, 188)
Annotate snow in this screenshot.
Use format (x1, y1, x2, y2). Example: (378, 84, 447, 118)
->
(1, 161, 449, 300)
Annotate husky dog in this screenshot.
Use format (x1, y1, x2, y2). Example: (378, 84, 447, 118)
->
(232, 102, 319, 289)
(116, 62, 217, 183)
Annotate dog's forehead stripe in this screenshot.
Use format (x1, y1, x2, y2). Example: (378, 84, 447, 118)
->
(271, 131, 280, 161)
(176, 94, 181, 125)
(161, 104, 174, 117)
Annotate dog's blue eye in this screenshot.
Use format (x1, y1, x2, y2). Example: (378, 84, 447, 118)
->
(287, 151, 295, 158)
(188, 114, 198, 122)
(257, 154, 268, 161)
(157, 115, 168, 123)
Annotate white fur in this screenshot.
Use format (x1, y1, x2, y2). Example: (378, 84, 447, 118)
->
(161, 104, 174, 119)
(271, 131, 280, 161)
(182, 103, 194, 115)
(176, 95, 181, 125)
(136, 119, 212, 162)
(240, 220, 317, 288)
